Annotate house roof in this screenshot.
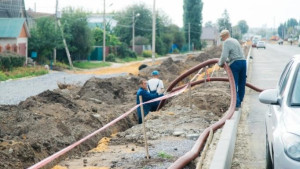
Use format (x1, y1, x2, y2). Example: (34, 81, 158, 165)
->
(0, 0, 27, 18)
(0, 18, 30, 38)
(201, 27, 218, 40)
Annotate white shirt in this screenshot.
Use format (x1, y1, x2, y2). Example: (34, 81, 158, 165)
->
(147, 78, 164, 94)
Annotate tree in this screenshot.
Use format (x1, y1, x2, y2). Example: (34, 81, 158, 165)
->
(217, 9, 232, 32)
(278, 23, 286, 39)
(232, 26, 242, 40)
(28, 17, 61, 63)
(183, 0, 203, 50)
(287, 18, 298, 28)
(114, 4, 153, 46)
(205, 21, 214, 28)
(60, 8, 93, 61)
(92, 27, 121, 46)
(237, 20, 249, 34)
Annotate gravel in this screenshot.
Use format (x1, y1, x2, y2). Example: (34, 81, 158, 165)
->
(0, 71, 126, 105)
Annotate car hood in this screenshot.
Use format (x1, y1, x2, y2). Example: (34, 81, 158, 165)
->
(284, 107, 300, 135)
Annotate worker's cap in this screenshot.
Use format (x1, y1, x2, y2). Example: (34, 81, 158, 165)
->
(220, 30, 230, 37)
(152, 70, 159, 75)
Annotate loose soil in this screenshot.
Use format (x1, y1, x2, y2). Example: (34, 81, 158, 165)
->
(0, 45, 248, 169)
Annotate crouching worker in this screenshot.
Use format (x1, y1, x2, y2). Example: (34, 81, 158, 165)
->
(136, 78, 163, 124)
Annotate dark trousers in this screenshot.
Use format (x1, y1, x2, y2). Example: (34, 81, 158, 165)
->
(230, 60, 247, 107)
(137, 101, 160, 124)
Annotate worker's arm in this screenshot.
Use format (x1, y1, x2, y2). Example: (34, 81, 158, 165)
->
(218, 42, 230, 67)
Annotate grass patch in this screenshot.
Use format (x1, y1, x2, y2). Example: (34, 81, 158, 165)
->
(116, 57, 145, 63)
(73, 61, 111, 69)
(158, 151, 172, 159)
(0, 66, 48, 81)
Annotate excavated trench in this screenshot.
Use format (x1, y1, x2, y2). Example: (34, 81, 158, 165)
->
(0, 46, 249, 169)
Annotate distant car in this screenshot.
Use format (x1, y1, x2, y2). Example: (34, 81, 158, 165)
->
(278, 39, 283, 45)
(259, 55, 300, 169)
(252, 41, 257, 47)
(256, 41, 266, 49)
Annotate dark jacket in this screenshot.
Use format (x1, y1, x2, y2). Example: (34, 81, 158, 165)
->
(136, 87, 163, 123)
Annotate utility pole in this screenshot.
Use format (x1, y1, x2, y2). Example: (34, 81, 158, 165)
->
(132, 11, 135, 53)
(151, 0, 156, 64)
(103, 0, 106, 62)
(57, 20, 73, 68)
(54, 0, 58, 64)
(188, 23, 191, 51)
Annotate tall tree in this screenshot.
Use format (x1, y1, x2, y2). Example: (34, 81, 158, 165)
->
(217, 9, 232, 32)
(28, 17, 61, 63)
(114, 4, 153, 45)
(287, 18, 298, 28)
(237, 20, 249, 34)
(183, 0, 203, 50)
(61, 8, 93, 60)
(278, 23, 286, 39)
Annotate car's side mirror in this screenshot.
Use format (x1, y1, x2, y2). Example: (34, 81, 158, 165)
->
(259, 89, 279, 105)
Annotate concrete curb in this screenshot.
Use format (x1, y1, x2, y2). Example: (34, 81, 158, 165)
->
(209, 46, 252, 169)
(209, 109, 241, 169)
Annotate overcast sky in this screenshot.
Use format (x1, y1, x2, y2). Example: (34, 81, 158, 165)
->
(25, 0, 300, 28)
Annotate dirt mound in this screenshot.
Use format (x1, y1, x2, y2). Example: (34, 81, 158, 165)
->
(78, 76, 140, 105)
(138, 57, 184, 85)
(0, 77, 139, 169)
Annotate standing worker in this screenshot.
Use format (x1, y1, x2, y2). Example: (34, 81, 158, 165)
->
(147, 70, 164, 94)
(218, 30, 246, 109)
(136, 78, 163, 124)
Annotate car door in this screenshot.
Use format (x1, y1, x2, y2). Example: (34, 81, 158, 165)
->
(266, 60, 294, 151)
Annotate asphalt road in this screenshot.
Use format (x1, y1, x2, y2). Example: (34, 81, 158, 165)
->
(0, 71, 126, 105)
(246, 43, 300, 168)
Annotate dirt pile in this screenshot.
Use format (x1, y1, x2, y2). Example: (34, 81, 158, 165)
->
(0, 76, 140, 169)
(139, 46, 222, 86)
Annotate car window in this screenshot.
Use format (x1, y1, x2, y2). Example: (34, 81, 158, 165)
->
(291, 66, 300, 106)
(278, 60, 294, 96)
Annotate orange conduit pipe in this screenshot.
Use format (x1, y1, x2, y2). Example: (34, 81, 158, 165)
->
(171, 77, 264, 93)
(156, 58, 236, 169)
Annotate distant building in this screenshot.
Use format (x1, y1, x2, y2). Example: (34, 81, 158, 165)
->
(88, 14, 117, 30)
(26, 8, 54, 28)
(0, 18, 30, 63)
(201, 27, 219, 47)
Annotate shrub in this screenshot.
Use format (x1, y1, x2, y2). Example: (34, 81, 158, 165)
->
(0, 51, 25, 71)
(106, 53, 116, 62)
(116, 43, 137, 59)
(0, 71, 7, 81)
(142, 50, 152, 58)
(173, 48, 180, 54)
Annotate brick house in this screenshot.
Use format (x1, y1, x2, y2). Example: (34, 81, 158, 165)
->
(0, 18, 30, 64)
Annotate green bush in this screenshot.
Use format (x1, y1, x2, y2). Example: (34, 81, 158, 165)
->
(0, 55, 12, 71)
(173, 48, 180, 54)
(142, 50, 152, 58)
(106, 53, 116, 62)
(0, 52, 25, 71)
(116, 43, 137, 59)
(0, 71, 7, 81)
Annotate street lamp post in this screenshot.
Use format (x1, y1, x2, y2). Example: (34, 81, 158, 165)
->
(132, 12, 140, 53)
(151, 0, 156, 63)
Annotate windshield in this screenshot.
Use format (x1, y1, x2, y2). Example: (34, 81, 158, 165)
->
(291, 66, 300, 106)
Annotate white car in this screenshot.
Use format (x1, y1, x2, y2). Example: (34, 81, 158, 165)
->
(259, 55, 300, 169)
(256, 41, 266, 49)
